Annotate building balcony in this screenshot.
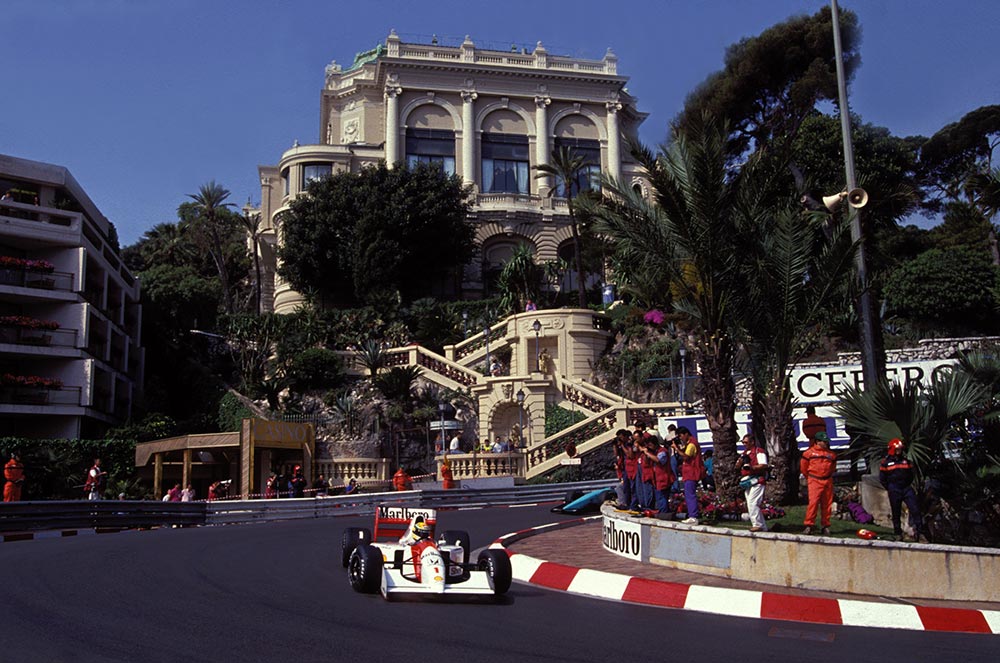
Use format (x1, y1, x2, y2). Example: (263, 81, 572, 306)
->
(476, 192, 543, 212)
(0, 385, 82, 406)
(0, 326, 78, 348)
(0, 267, 75, 292)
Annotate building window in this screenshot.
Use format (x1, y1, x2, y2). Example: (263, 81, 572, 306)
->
(301, 163, 331, 189)
(553, 138, 601, 197)
(406, 129, 456, 176)
(482, 133, 530, 194)
(281, 168, 290, 196)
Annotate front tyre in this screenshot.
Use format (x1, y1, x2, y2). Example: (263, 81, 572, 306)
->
(348, 544, 383, 594)
(478, 548, 512, 595)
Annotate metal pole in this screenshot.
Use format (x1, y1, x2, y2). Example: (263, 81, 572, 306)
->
(831, 0, 884, 389)
(484, 325, 491, 376)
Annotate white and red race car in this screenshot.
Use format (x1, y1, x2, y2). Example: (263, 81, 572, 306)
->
(341, 506, 511, 600)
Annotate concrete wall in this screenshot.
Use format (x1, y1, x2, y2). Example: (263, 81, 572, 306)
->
(602, 505, 1000, 602)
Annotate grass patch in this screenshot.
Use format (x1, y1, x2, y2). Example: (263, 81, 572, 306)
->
(713, 503, 898, 540)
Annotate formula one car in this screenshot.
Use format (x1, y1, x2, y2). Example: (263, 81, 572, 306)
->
(341, 505, 512, 600)
(550, 487, 617, 515)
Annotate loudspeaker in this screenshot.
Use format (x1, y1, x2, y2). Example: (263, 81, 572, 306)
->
(847, 188, 868, 208)
(822, 188, 869, 211)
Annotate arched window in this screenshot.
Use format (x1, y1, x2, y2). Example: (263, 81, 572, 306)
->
(553, 137, 601, 197)
(482, 134, 530, 193)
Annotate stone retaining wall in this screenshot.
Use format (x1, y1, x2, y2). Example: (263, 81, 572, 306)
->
(601, 504, 1000, 602)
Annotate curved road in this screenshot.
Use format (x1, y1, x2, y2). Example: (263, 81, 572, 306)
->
(2, 505, 996, 662)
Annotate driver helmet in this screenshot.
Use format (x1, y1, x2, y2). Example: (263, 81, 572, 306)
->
(888, 438, 904, 455)
(413, 517, 432, 539)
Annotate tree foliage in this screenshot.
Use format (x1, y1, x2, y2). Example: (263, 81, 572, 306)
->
(919, 104, 1000, 204)
(675, 6, 860, 160)
(883, 246, 999, 331)
(278, 163, 475, 307)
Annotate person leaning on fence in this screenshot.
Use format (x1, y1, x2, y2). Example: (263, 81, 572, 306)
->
(392, 467, 412, 491)
(440, 458, 456, 490)
(800, 431, 836, 535)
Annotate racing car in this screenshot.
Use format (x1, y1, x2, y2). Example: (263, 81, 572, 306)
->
(550, 487, 617, 514)
(341, 505, 512, 600)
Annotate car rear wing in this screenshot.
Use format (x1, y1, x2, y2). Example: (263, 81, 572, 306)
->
(373, 505, 437, 543)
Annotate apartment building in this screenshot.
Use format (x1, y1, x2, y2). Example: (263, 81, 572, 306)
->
(256, 31, 647, 313)
(0, 154, 143, 439)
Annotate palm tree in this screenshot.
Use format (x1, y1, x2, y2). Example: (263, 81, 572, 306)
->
(187, 181, 236, 313)
(738, 209, 857, 503)
(585, 118, 751, 495)
(535, 147, 595, 308)
(239, 207, 265, 314)
(496, 243, 542, 314)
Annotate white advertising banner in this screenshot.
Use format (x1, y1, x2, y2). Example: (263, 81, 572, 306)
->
(602, 514, 642, 561)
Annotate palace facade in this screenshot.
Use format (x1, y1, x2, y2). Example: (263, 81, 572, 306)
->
(255, 30, 647, 313)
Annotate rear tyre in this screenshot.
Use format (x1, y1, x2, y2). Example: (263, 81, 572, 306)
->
(341, 527, 370, 568)
(438, 529, 471, 562)
(478, 549, 513, 595)
(348, 544, 383, 594)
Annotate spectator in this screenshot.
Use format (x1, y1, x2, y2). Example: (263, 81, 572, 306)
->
(207, 481, 220, 501)
(664, 424, 682, 492)
(181, 484, 196, 502)
(392, 467, 412, 491)
(167, 483, 182, 502)
(635, 431, 655, 509)
(490, 359, 503, 377)
(800, 431, 836, 535)
(4, 452, 25, 502)
(264, 473, 279, 498)
(524, 299, 537, 312)
(641, 437, 675, 514)
(879, 438, 925, 541)
(801, 405, 827, 442)
(84, 458, 106, 501)
(344, 478, 359, 495)
(611, 429, 631, 507)
(314, 474, 329, 497)
(702, 450, 715, 491)
(739, 434, 769, 532)
(289, 465, 307, 498)
(440, 458, 456, 489)
(623, 434, 640, 510)
(675, 427, 705, 524)
(449, 432, 461, 453)
(490, 438, 503, 454)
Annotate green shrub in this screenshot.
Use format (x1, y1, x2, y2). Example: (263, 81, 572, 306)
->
(217, 391, 254, 432)
(545, 403, 588, 437)
(287, 347, 346, 391)
(0, 437, 137, 500)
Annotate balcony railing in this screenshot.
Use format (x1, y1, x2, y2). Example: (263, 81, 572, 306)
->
(0, 199, 80, 229)
(0, 326, 78, 348)
(0, 268, 74, 292)
(0, 386, 82, 406)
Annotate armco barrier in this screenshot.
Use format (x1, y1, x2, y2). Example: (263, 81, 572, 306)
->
(600, 504, 1000, 603)
(0, 480, 614, 532)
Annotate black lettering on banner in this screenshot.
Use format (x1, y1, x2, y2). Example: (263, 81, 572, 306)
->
(931, 364, 955, 381)
(603, 520, 640, 556)
(902, 365, 924, 388)
(825, 371, 847, 397)
(796, 372, 823, 399)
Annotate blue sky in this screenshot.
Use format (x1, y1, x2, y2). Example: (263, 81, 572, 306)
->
(2, 0, 998, 245)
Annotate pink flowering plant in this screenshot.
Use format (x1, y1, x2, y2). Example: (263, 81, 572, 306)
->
(0, 315, 60, 330)
(643, 309, 665, 326)
(1, 373, 63, 389)
(0, 256, 56, 272)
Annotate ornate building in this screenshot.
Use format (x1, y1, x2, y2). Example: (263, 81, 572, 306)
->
(256, 30, 647, 313)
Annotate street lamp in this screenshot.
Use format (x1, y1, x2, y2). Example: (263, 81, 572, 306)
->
(831, 0, 885, 388)
(462, 310, 468, 339)
(438, 402, 447, 456)
(678, 345, 687, 404)
(515, 388, 525, 476)
(532, 319, 542, 371)
(484, 324, 491, 376)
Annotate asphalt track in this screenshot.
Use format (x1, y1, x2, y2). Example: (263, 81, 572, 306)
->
(2, 504, 998, 662)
